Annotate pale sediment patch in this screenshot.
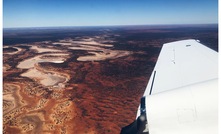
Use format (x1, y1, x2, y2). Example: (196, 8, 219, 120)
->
(77, 50, 131, 61)
(3, 94, 16, 113)
(69, 45, 102, 51)
(21, 68, 66, 87)
(66, 38, 131, 61)
(3, 83, 23, 115)
(20, 113, 45, 134)
(52, 42, 72, 46)
(51, 61, 65, 63)
(3, 64, 11, 72)
(72, 40, 113, 47)
(17, 53, 68, 69)
(30, 46, 62, 53)
(54, 38, 114, 47)
(3, 46, 23, 55)
(17, 52, 69, 88)
(3, 66, 7, 72)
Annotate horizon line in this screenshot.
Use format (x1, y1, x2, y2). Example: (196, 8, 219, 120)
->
(3, 23, 218, 29)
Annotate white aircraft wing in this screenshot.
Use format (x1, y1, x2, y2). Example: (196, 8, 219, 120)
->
(143, 39, 218, 95)
(121, 39, 218, 134)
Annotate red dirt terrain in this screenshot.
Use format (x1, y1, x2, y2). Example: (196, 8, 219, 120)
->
(3, 25, 218, 134)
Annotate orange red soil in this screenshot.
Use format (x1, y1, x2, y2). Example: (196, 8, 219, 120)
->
(3, 38, 155, 133)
